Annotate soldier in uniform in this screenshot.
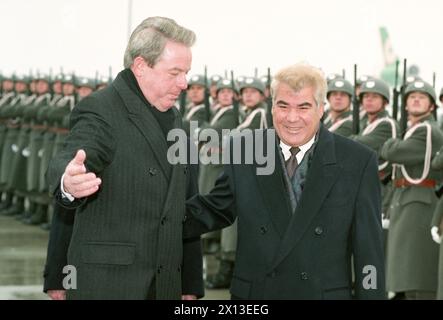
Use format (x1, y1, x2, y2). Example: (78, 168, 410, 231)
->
(351, 79, 399, 220)
(18, 73, 52, 224)
(0, 75, 31, 216)
(206, 77, 268, 289)
(41, 75, 77, 227)
(35, 74, 71, 230)
(182, 74, 210, 136)
(381, 79, 443, 299)
(0, 74, 16, 209)
(323, 78, 353, 137)
(76, 76, 95, 100)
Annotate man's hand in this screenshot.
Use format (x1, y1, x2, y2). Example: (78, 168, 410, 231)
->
(47, 290, 66, 300)
(63, 149, 102, 198)
(431, 226, 442, 244)
(182, 295, 197, 300)
(381, 213, 390, 230)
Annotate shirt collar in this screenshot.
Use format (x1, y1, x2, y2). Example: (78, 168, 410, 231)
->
(280, 133, 316, 163)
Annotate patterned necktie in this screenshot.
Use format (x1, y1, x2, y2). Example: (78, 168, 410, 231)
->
(286, 147, 300, 179)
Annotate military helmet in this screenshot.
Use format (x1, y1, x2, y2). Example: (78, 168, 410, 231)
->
(259, 75, 269, 86)
(327, 78, 353, 98)
(76, 76, 96, 89)
(35, 72, 51, 83)
(1, 73, 13, 82)
(53, 73, 64, 83)
(235, 75, 246, 87)
(359, 78, 390, 102)
(210, 75, 222, 85)
(356, 75, 375, 86)
(239, 77, 265, 95)
(406, 75, 422, 85)
(14, 74, 30, 83)
(216, 78, 238, 94)
(405, 80, 436, 103)
(187, 74, 206, 88)
(326, 73, 344, 84)
(62, 74, 76, 84)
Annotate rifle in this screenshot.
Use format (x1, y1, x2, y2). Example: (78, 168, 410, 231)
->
(352, 64, 360, 134)
(266, 67, 273, 128)
(230, 70, 240, 126)
(392, 60, 400, 120)
(400, 59, 408, 137)
(203, 66, 211, 122)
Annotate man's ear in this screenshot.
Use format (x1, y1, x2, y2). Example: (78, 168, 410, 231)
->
(132, 56, 147, 77)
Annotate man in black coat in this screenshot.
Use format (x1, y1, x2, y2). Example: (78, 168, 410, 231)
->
(184, 63, 386, 299)
(45, 16, 203, 300)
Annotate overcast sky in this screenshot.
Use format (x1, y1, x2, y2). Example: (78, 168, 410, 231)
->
(1, 0, 442, 88)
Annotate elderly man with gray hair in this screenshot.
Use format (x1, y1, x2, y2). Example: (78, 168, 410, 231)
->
(45, 16, 203, 300)
(184, 63, 386, 300)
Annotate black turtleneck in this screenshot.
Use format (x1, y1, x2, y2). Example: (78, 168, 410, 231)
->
(120, 68, 176, 140)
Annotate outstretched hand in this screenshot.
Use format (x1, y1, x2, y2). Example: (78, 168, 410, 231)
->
(63, 149, 101, 198)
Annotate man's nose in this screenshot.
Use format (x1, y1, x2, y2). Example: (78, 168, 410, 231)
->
(177, 74, 188, 90)
(286, 108, 300, 122)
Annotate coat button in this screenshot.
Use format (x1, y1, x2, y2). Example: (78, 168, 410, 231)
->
(161, 216, 167, 225)
(300, 272, 308, 280)
(184, 166, 188, 175)
(260, 226, 267, 234)
(157, 265, 163, 274)
(314, 227, 323, 235)
(182, 215, 187, 223)
(148, 168, 158, 176)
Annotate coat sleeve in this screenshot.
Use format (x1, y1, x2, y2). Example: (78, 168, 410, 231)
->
(43, 203, 75, 292)
(184, 162, 237, 239)
(351, 152, 386, 299)
(353, 121, 394, 154)
(181, 159, 204, 298)
(381, 126, 428, 165)
(46, 95, 116, 203)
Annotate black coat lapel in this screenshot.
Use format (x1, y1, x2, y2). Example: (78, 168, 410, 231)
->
(269, 126, 341, 271)
(255, 130, 293, 237)
(113, 74, 172, 180)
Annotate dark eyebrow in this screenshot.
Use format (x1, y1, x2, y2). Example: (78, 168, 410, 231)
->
(297, 102, 313, 107)
(275, 100, 289, 106)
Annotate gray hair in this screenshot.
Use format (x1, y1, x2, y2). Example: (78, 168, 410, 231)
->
(271, 63, 327, 107)
(123, 16, 196, 68)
